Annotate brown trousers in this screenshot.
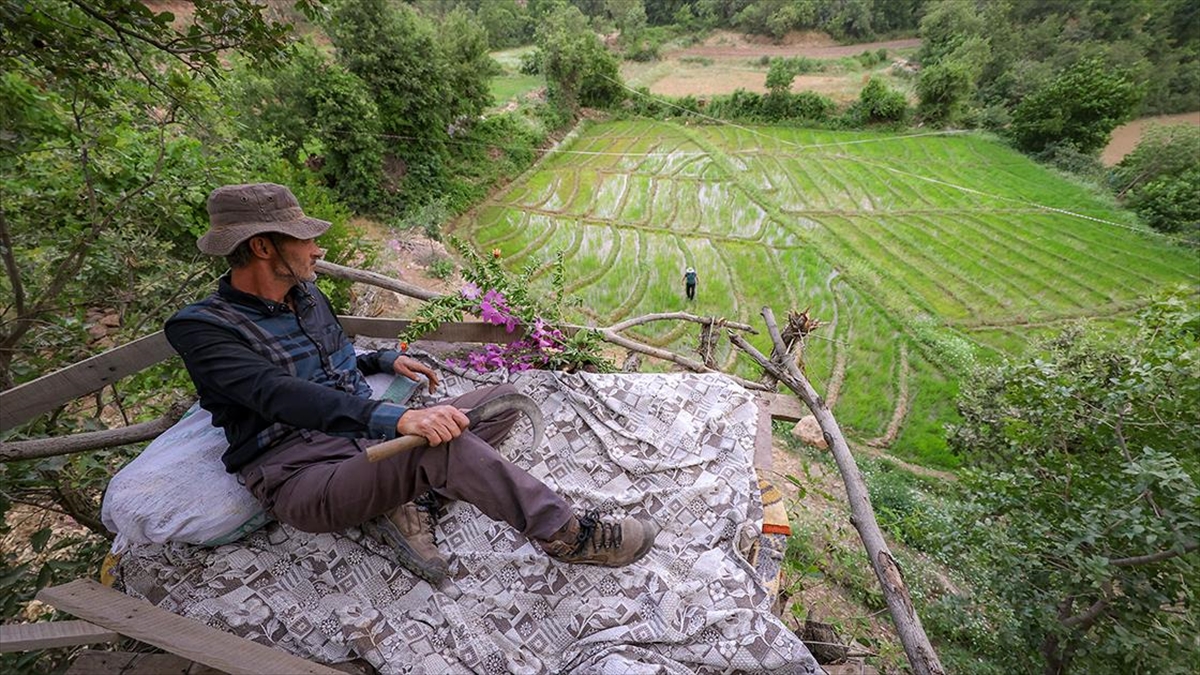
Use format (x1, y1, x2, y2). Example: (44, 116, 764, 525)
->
(239, 384, 573, 541)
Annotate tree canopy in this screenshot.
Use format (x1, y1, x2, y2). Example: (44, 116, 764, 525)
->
(949, 292, 1200, 674)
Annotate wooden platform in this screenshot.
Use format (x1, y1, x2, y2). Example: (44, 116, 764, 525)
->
(4, 316, 816, 672)
(35, 580, 343, 675)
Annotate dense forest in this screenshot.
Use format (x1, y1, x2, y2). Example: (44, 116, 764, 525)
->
(1, 1, 1197, 674)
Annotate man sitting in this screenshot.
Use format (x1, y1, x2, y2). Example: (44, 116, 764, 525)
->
(164, 183, 656, 584)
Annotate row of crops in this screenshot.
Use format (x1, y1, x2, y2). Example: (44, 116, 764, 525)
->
(455, 120, 1198, 467)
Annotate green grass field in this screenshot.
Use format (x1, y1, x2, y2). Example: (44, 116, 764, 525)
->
(489, 74, 543, 106)
(488, 46, 543, 108)
(454, 120, 1199, 467)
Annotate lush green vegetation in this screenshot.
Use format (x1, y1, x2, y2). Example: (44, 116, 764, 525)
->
(777, 293, 1198, 674)
(0, 4, 552, 669)
(458, 120, 1198, 470)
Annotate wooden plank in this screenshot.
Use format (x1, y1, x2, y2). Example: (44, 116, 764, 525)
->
(37, 580, 342, 675)
(0, 332, 175, 432)
(339, 316, 526, 343)
(0, 318, 522, 433)
(753, 398, 773, 470)
(65, 650, 200, 675)
(760, 391, 807, 423)
(0, 620, 118, 652)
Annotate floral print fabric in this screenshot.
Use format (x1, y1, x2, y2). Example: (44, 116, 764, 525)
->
(112, 362, 818, 674)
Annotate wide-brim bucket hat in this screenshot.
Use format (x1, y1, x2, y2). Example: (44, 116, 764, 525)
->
(198, 183, 331, 255)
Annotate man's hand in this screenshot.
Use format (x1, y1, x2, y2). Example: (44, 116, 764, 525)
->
(394, 355, 439, 393)
(396, 405, 469, 446)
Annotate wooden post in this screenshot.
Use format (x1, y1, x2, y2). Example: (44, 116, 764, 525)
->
(730, 307, 945, 675)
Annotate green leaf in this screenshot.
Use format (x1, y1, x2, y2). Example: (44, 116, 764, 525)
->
(30, 527, 52, 553)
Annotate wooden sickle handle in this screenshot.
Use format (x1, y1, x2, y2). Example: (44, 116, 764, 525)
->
(366, 434, 429, 463)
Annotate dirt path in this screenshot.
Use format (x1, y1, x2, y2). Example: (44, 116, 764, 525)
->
(1102, 111, 1200, 166)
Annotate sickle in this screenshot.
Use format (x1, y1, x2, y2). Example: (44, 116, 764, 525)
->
(365, 392, 545, 463)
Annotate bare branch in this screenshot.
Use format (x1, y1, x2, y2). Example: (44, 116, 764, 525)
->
(1110, 539, 1199, 568)
(316, 259, 441, 301)
(0, 400, 192, 462)
(0, 205, 25, 319)
(589, 326, 770, 391)
(608, 312, 755, 334)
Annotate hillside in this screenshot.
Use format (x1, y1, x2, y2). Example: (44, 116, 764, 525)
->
(453, 120, 1199, 467)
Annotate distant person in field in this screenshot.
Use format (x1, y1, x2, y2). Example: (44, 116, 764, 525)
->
(683, 266, 698, 301)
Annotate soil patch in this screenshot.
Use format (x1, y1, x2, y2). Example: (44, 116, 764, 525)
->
(345, 218, 461, 318)
(636, 35, 920, 102)
(671, 36, 920, 60)
(1102, 111, 1200, 166)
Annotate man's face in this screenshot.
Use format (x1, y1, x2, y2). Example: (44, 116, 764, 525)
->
(268, 235, 325, 283)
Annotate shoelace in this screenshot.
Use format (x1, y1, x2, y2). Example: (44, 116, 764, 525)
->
(413, 491, 442, 544)
(573, 510, 623, 554)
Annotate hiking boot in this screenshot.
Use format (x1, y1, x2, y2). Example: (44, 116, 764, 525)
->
(368, 491, 448, 584)
(537, 511, 658, 567)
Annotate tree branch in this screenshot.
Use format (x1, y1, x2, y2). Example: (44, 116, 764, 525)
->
(1109, 539, 1199, 567)
(607, 312, 755, 334)
(729, 306, 945, 675)
(315, 259, 442, 301)
(0, 400, 192, 462)
(0, 106, 172, 359)
(0, 205, 25, 319)
(589, 325, 770, 391)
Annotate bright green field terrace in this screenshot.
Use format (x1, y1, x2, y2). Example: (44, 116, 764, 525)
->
(453, 120, 1199, 467)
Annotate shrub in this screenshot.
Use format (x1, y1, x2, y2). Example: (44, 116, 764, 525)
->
(948, 291, 1200, 674)
(1111, 124, 1200, 238)
(917, 60, 973, 126)
(519, 49, 543, 76)
(1009, 57, 1141, 155)
(427, 257, 456, 280)
(1128, 168, 1200, 239)
(847, 77, 908, 125)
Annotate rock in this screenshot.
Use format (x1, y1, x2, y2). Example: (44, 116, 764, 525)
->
(801, 619, 847, 664)
(791, 415, 827, 449)
(99, 311, 121, 327)
(87, 323, 108, 340)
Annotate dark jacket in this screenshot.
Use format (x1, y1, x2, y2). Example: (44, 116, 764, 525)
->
(165, 275, 406, 472)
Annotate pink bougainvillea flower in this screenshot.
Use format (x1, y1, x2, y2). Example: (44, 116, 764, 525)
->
(482, 289, 506, 306)
(479, 300, 506, 326)
(467, 351, 489, 373)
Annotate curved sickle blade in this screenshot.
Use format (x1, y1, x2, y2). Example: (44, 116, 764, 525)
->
(366, 392, 545, 463)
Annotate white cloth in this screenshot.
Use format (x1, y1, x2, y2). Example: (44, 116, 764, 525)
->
(102, 372, 413, 551)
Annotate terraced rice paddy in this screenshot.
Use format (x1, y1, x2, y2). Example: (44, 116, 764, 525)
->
(454, 120, 1199, 466)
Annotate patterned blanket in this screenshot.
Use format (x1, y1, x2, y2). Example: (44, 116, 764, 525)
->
(111, 360, 818, 674)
